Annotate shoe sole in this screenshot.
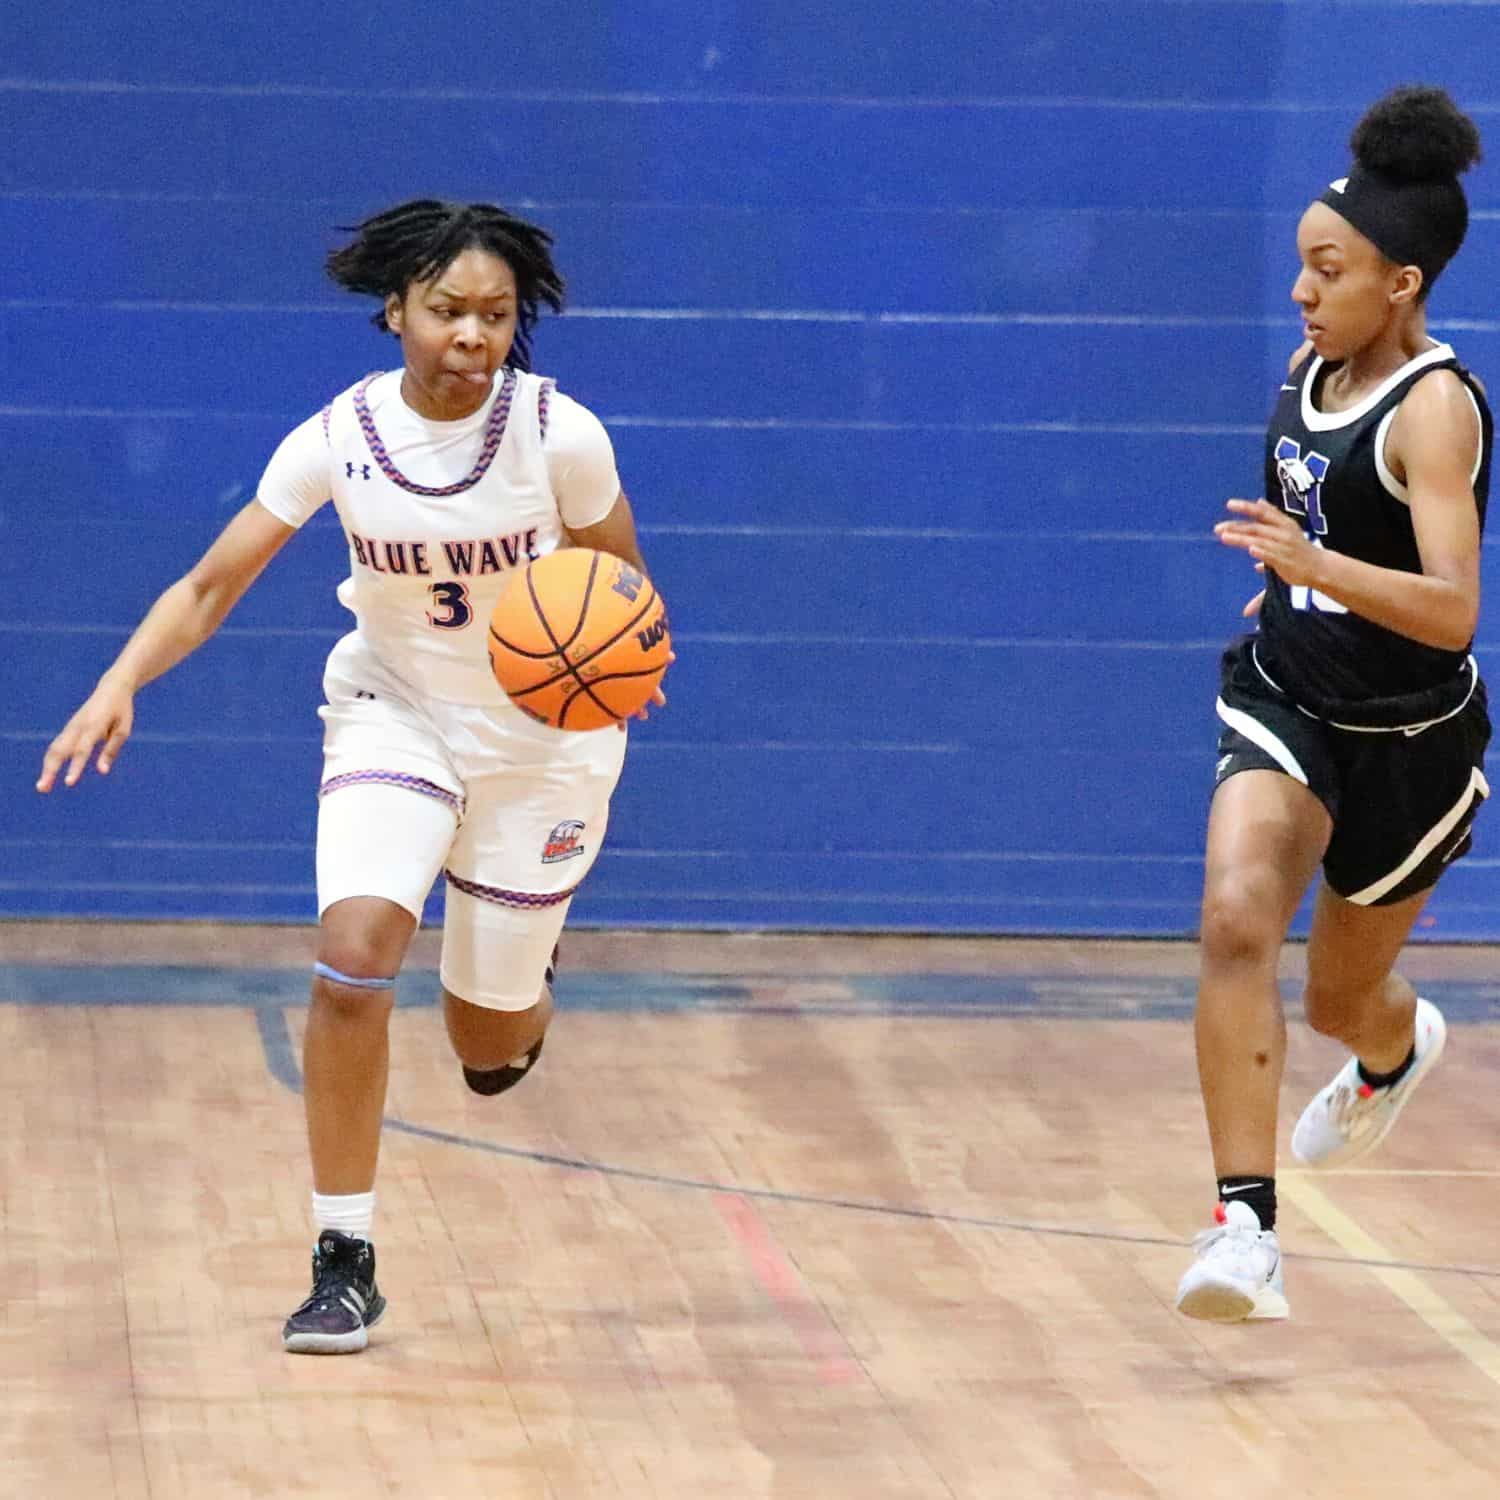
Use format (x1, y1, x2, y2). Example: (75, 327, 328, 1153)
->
(1176, 1279, 1289, 1323)
(1292, 1004, 1447, 1168)
(283, 1296, 387, 1355)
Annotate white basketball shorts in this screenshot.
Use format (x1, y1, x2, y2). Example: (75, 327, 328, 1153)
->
(315, 632, 627, 1009)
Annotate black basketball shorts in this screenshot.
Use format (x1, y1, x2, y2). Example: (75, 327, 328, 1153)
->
(1214, 640, 1491, 906)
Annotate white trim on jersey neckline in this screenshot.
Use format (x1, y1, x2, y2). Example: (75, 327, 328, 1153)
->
(1300, 341, 1455, 433)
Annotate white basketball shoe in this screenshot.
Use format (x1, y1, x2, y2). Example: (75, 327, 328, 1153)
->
(1290, 997, 1447, 1168)
(1175, 1200, 1288, 1323)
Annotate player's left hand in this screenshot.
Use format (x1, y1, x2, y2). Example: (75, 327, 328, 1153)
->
(1242, 562, 1266, 618)
(1215, 499, 1323, 589)
(620, 651, 675, 729)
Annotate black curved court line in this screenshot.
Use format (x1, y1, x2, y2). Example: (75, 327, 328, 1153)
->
(251, 1006, 1500, 1286)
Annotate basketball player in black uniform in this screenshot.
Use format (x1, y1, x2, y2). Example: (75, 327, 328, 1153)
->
(1176, 87, 1491, 1322)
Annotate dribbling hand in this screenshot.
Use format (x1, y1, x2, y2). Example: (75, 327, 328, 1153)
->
(620, 651, 675, 730)
(36, 680, 136, 792)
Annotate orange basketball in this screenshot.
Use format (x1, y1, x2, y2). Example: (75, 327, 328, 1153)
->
(487, 548, 671, 730)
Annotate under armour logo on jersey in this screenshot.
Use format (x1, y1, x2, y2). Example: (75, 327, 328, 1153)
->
(1274, 437, 1331, 536)
(346, 462, 372, 480)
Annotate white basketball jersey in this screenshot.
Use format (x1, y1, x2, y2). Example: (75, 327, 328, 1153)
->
(323, 368, 566, 704)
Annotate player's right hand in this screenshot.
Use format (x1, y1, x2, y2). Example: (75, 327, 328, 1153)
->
(36, 680, 136, 793)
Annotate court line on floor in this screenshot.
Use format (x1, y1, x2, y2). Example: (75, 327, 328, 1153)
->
(252, 1007, 1500, 1286)
(1287, 1168, 1500, 1178)
(15, 963, 1500, 1022)
(1280, 1173, 1500, 1391)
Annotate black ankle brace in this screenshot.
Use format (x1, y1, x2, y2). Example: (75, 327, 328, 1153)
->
(1217, 1175, 1277, 1231)
(462, 1036, 545, 1097)
(1357, 1044, 1416, 1092)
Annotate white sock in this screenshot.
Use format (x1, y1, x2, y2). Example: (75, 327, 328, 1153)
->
(312, 1190, 375, 1242)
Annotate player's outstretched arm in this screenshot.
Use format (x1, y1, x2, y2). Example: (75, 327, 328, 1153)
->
(37, 500, 296, 792)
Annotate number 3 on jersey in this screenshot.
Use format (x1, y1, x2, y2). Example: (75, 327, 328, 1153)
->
(427, 581, 473, 630)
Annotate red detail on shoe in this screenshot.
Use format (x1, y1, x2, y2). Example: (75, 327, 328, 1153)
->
(1214, 1202, 1228, 1225)
(1357, 1083, 1375, 1098)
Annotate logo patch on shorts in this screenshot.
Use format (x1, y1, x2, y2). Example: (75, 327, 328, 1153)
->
(541, 820, 586, 864)
(1215, 753, 1234, 781)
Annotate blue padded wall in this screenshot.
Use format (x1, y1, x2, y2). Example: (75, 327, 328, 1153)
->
(4, 2, 1499, 934)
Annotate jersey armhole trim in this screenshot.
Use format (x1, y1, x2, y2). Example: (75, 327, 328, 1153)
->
(1375, 382, 1484, 503)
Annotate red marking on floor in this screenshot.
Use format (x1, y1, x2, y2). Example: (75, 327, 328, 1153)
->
(714, 1190, 860, 1386)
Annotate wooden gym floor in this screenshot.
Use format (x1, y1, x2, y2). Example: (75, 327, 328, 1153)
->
(4, 921, 1500, 1499)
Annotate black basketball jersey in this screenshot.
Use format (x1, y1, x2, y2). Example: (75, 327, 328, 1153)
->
(1256, 341, 1492, 709)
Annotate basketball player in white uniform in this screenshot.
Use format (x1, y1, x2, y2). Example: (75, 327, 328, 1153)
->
(36, 199, 668, 1353)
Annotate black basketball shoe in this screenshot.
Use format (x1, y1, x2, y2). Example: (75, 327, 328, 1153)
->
(281, 1230, 387, 1354)
(462, 943, 557, 1096)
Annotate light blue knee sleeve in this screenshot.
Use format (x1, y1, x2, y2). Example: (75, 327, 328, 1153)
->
(313, 961, 396, 990)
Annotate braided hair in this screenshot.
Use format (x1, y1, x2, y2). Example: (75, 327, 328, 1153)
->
(326, 199, 566, 370)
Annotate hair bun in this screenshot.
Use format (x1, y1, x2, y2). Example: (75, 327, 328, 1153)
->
(1351, 85, 1482, 182)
